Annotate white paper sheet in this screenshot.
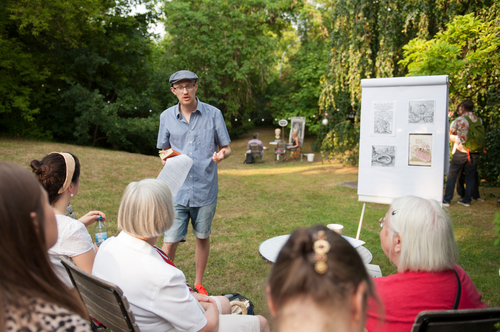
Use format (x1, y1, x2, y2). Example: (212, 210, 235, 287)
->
(365, 264, 383, 278)
(343, 235, 365, 248)
(156, 155, 193, 197)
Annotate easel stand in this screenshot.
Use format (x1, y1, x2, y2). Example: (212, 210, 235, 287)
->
(356, 203, 366, 240)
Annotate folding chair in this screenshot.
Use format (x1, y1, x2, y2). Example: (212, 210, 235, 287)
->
(411, 308, 500, 332)
(274, 140, 286, 161)
(249, 143, 264, 163)
(60, 256, 141, 332)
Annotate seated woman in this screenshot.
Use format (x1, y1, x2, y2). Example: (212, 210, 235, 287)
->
(287, 130, 300, 150)
(267, 225, 375, 332)
(286, 131, 301, 159)
(0, 162, 91, 331)
(93, 179, 269, 332)
(366, 195, 486, 331)
(31, 152, 106, 287)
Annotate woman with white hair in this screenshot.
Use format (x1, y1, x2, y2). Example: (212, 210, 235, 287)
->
(93, 179, 269, 332)
(366, 195, 486, 331)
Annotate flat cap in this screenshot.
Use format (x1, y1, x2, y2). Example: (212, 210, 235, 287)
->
(169, 70, 198, 86)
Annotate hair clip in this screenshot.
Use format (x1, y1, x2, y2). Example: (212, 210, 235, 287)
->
(313, 231, 330, 274)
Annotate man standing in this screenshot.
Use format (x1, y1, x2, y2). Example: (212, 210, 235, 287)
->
(157, 70, 231, 295)
(443, 100, 483, 207)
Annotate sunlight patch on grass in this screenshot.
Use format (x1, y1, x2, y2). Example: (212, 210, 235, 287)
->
(219, 164, 357, 176)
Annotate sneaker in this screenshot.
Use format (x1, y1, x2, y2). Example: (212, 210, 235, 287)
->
(195, 284, 208, 295)
(442, 201, 450, 207)
(474, 198, 485, 202)
(457, 200, 470, 207)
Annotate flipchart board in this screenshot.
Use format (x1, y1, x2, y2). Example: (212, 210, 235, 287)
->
(357, 75, 449, 205)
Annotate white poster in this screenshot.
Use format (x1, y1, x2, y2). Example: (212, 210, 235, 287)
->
(357, 75, 449, 204)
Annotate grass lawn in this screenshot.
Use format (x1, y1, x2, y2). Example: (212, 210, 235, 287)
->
(1, 128, 499, 328)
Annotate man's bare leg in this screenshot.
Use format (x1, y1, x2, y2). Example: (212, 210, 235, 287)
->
(162, 242, 179, 262)
(195, 237, 210, 286)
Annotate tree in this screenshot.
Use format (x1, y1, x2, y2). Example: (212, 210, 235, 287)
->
(0, 0, 167, 154)
(262, 1, 329, 138)
(400, 6, 500, 184)
(0, 0, 103, 126)
(400, 9, 500, 127)
(160, 0, 301, 135)
(319, 0, 496, 164)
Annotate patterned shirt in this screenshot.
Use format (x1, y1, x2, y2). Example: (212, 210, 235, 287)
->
(449, 111, 482, 153)
(157, 98, 231, 207)
(5, 297, 91, 332)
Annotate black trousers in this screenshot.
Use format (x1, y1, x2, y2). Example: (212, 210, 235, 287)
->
(444, 151, 479, 204)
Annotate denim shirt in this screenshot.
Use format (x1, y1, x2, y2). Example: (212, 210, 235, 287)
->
(157, 99, 231, 207)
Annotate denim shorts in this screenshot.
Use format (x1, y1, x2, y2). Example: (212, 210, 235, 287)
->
(163, 198, 217, 243)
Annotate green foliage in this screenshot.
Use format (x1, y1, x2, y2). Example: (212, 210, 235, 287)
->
(400, 9, 500, 119)
(262, 2, 330, 136)
(494, 213, 500, 246)
(400, 7, 500, 183)
(161, 0, 301, 135)
(319, 0, 496, 165)
(320, 120, 359, 165)
(478, 128, 500, 186)
(0, 0, 167, 154)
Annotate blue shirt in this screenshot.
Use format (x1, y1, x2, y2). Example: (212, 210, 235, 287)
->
(157, 99, 231, 207)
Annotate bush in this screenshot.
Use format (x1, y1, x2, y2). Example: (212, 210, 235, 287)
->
(478, 127, 500, 186)
(320, 120, 359, 165)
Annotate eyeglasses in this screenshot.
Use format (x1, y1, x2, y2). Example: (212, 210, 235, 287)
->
(172, 84, 196, 91)
(378, 217, 385, 228)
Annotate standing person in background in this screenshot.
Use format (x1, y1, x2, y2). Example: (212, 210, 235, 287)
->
(450, 104, 484, 203)
(443, 100, 483, 207)
(157, 70, 232, 295)
(0, 162, 91, 331)
(31, 152, 106, 287)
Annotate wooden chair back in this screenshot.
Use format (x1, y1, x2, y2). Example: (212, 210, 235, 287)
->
(411, 308, 500, 332)
(60, 256, 141, 332)
(249, 143, 263, 162)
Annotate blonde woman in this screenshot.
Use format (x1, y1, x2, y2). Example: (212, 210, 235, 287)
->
(93, 179, 269, 332)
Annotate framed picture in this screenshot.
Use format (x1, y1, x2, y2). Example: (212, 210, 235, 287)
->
(408, 100, 435, 124)
(371, 145, 396, 167)
(289, 117, 306, 144)
(408, 133, 432, 167)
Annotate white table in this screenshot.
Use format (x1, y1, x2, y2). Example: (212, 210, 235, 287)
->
(259, 234, 373, 264)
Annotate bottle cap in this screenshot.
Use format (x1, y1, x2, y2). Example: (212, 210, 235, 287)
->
(96, 216, 103, 221)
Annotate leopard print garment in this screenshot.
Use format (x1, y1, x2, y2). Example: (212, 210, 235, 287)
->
(4, 297, 91, 332)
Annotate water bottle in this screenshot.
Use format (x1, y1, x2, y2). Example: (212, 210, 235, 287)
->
(94, 216, 107, 247)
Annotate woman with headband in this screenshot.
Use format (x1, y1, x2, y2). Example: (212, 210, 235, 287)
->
(31, 152, 106, 288)
(0, 162, 91, 331)
(267, 225, 375, 332)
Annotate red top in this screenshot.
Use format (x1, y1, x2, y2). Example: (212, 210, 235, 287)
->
(366, 265, 486, 332)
